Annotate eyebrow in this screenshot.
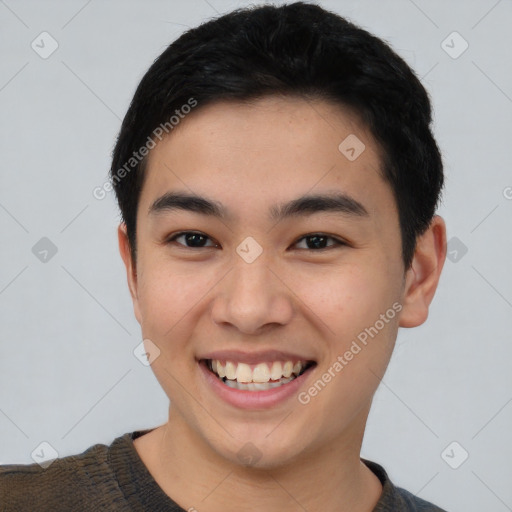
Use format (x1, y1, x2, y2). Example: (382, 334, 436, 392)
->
(148, 191, 369, 221)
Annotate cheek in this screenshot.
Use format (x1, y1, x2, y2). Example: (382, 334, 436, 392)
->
(296, 268, 401, 439)
(136, 259, 214, 342)
(135, 263, 212, 393)
(296, 263, 398, 338)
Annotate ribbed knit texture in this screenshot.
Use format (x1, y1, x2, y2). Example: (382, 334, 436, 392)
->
(0, 430, 447, 511)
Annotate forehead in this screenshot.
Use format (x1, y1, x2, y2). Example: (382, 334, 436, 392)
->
(139, 96, 394, 222)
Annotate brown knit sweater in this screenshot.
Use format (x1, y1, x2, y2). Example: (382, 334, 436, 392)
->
(0, 429, 447, 511)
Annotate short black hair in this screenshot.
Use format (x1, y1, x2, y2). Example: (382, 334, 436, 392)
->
(110, 1, 444, 270)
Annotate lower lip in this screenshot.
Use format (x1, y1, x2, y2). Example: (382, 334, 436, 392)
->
(198, 361, 315, 410)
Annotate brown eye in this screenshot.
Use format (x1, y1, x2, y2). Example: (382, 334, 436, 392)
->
(294, 234, 345, 250)
(167, 232, 218, 248)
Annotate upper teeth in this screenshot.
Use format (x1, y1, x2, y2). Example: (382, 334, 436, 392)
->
(210, 360, 306, 383)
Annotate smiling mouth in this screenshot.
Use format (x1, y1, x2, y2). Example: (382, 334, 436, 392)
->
(202, 358, 317, 391)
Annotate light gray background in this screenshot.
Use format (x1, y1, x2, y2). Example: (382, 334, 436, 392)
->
(1, 0, 511, 510)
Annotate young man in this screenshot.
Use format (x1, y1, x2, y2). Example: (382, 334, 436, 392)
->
(0, 2, 448, 510)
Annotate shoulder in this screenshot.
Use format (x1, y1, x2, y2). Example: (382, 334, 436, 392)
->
(0, 435, 129, 511)
(392, 485, 448, 511)
(362, 458, 449, 512)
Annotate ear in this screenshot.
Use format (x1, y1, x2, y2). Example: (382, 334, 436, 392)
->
(118, 223, 142, 324)
(399, 215, 447, 328)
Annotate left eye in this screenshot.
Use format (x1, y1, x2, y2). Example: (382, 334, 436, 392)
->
(294, 234, 345, 250)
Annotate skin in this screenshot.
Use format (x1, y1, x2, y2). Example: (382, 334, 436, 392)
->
(118, 96, 447, 512)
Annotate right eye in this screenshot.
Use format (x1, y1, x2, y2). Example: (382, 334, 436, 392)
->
(166, 231, 219, 249)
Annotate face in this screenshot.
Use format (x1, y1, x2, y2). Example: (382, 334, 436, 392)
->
(119, 96, 439, 468)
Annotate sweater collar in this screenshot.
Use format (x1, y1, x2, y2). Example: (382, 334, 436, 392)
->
(109, 430, 403, 511)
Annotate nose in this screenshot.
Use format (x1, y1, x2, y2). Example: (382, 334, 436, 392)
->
(211, 256, 294, 335)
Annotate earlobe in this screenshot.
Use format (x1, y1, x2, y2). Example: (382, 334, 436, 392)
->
(117, 223, 142, 324)
(398, 215, 447, 328)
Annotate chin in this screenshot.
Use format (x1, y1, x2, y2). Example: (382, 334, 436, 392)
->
(211, 431, 310, 471)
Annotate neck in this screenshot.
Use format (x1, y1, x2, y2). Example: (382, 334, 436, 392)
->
(134, 404, 382, 512)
